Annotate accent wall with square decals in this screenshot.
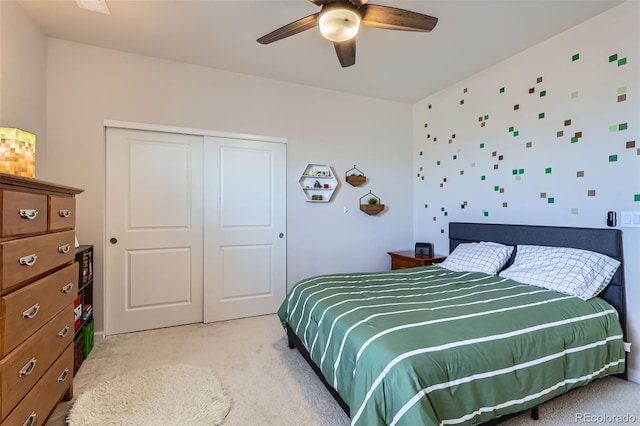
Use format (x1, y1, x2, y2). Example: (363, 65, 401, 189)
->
(413, 2, 639, 240)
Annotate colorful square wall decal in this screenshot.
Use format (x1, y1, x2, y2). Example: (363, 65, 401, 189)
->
(588, 190, 596, 196)
(571, 208, 579, 214)
(571, 91, 579, 99)
(609, 54, 618, 62)
(609, 155, 618, 162)
(572, 53, 580, 61)
(577, 171, 584, 177)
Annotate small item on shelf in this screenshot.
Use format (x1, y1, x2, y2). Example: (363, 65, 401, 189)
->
(74, 296, 82, 331)
(311, 194, 323, 201)
(323, 183, 330, 189)
(82, 304, 93, 321)
(314, 180, 322, 188)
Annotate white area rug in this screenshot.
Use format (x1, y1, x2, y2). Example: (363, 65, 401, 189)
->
(67, 364, 231, 426)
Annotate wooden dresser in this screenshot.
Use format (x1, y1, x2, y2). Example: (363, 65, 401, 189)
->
(0, 173, 83, 426)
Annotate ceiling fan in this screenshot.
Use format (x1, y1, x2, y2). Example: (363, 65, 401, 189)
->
(257, 0, 438, 68)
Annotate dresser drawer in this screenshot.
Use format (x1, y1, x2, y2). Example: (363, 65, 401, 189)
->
(0, 263, 78, 357)
(391, 257, 423, 269)
(0, 191, 47, 238)
(0, 231, 75, 293)
(47, 196, 76, 232)
(0, 304, 73, 419)
(0, 344, 72, 426)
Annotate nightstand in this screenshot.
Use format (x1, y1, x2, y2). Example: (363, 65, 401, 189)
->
(388, 251, 446, 270)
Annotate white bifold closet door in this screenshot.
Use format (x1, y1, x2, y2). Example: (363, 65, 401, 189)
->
(106, 128, 286, 335)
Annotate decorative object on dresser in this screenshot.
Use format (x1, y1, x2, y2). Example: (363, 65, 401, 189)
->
(0, 172, 83, 425)
(359, 190, 384, 215)
(0, 128, 36, 178)
(388, 250, 446, 270)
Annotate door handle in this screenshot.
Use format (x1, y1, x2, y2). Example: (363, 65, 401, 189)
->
(110, 238, 118, 244)
(279, 233, 284, 238)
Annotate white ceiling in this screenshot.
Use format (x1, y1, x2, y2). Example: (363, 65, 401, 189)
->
(17, 0, 622, 103)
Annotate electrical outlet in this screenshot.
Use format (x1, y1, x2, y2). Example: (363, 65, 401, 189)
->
(620, 211, 640, 227)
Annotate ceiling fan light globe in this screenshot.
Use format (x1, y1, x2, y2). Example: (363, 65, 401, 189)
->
(319, 8, 360, 42)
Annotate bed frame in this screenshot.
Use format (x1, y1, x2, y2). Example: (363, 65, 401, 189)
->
(285, 222, 627, 423)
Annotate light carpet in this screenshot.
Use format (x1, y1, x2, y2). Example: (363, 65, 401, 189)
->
(49, 315, 639, 426)
(66, 364, 231, 426)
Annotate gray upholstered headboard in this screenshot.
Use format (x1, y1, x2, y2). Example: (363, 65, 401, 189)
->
(448, 222, 627, 345)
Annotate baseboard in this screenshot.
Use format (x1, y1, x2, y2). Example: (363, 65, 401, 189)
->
(94, 330, 105, 342)
(627, 366, 640, 384)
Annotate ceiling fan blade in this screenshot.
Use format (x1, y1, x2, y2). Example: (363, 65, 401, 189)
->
(334, 39, 356, 68)
(349, 0, 369, 6)
(257, 13, 320, 44)
(360, 4, 438, 32)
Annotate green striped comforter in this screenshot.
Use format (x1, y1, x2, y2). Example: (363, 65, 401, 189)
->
(278, 266, 625, 426)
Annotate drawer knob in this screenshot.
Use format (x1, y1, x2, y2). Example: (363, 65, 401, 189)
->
(62, 282, 74, 293)
(58, 326, 70, 338)
(19, 357, 37, 377)
(59, 209, 72, 218)
(19, 209, 39, 220)
(19, 254, 38, 266)
(58, 244, 71, 254)
(57, 368, 70, 383)
(22, 304, 41, 319)
(22, 412, 36, 426)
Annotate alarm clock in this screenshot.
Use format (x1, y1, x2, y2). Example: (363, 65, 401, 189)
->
(415, 242, 433, 256)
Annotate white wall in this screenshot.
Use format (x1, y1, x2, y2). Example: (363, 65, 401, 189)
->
(0, 0, 48, 174)
(45, 39, 414, 334)
(412, 1, 640, 382)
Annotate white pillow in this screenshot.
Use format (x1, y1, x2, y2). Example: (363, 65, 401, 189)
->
(439, 241, 514, 275)
(499, 245, 620, 300)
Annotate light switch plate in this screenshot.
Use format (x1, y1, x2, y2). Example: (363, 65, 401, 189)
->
(620, 211, 640, 227)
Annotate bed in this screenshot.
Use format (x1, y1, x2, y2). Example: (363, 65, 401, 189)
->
(278, 222, 627, 425)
